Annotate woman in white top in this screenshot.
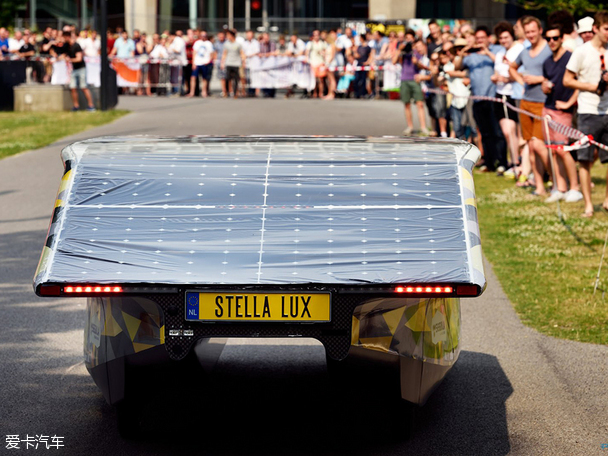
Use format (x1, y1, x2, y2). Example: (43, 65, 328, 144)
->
(147, 34, 169, 95)
(149, 35, 169, 59)
(306, 30, 328, 98)
(491, 22, 526, 177)
(323, 30, 338, 100)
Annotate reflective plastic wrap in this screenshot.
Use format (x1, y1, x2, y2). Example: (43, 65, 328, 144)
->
(34, 136, 485, 290)
(351, 296, 461, 366)
(84, 296, 165, 369)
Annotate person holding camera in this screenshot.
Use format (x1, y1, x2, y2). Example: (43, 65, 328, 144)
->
(564, 12, 608, 217)
(491, 22, 524, 177)
(393, 31, 432, 136)
(455, 26, 507, 173)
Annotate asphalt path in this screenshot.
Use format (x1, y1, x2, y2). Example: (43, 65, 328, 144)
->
(1, 96, 607, 455)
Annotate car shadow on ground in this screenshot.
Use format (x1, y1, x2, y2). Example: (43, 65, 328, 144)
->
(110, 347, 512, 456)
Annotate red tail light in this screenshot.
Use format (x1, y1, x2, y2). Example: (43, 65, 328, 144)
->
(37, 284, 177, 297)
(64, 285, 123, 294)
(393, 285, 479, 296)
(395, 285, 453, 294)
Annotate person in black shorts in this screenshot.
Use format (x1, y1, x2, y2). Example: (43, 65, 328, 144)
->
(221, 29, 246, 98)
(52, 32, 96, 111)
(564, 12, 608, 217)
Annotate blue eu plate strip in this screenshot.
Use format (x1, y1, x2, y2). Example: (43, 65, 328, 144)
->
(185, 292, 199, 320)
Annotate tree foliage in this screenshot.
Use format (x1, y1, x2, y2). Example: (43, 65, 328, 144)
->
(495, 0, 605, 16)
(0, 0, 27, 28)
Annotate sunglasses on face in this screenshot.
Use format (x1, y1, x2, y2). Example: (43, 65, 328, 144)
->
(546, 36, 561, 42)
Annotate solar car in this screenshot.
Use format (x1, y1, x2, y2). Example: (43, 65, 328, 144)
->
(34, 136, 485, 435)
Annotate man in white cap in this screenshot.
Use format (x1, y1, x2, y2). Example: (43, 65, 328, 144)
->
(578, 17, 595, 43)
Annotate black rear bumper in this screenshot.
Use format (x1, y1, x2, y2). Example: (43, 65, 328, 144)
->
(151, 291, 368, 361)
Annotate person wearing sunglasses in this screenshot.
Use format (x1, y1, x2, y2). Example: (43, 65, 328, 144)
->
(564, 12, 608, 217)
(541, 25, 582, 204)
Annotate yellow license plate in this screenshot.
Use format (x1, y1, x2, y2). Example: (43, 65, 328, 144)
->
(185, 291, 331, 322)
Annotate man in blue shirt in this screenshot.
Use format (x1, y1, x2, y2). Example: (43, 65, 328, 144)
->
(0, 28, 9, 55)
(109, 30, 135, 59)
(455, 26, 507, 173)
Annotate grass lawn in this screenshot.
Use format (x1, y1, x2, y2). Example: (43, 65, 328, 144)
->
(476, 165, 608, 345)
(0, 110, 128, 160)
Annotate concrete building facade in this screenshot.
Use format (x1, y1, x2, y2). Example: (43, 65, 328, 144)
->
(26, 0, 518, 33)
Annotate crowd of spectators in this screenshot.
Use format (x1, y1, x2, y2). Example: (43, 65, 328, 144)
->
(1, 24, 394, 99)
(391, 12, 608, 218)
(2, 12, 608, 217)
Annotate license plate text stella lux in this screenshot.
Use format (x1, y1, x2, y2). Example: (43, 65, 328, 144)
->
(187, 292, 331, 322)
(216, 295, 312, 319)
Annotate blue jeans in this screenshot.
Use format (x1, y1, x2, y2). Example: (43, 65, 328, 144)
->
(450, 105, 466, 140)
(354, 71, 367, 98)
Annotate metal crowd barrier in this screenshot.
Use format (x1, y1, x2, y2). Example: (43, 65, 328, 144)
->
(108, 57, 184, 94)
(1, 54, 402, 96)
(0, 55, 185, 95)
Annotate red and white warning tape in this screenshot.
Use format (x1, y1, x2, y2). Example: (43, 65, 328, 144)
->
(427, 87, 608, 153)
(0, 55, 186, 66)
(546, 135, 592, 153)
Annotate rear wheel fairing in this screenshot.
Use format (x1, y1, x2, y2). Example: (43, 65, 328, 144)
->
(84, 296, 165, 370)
(351, 296, 461, 366)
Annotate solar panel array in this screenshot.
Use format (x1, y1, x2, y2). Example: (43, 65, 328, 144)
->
(39, 137, 477, 286)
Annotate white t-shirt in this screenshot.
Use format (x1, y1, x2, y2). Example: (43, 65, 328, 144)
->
(566, 41, 608, 115)
(336, 34, 352, 50)
(8, 38, 24, 52)
(287, 39, 306, 56)
(444, 61, 470, 109)
(149, 44, 168, 59)
(192, 39, 214, 66)
(80, 37, 101, 57)
(242, 39, 260, 58)
(169, 35, 187, 65)
(494, 41, 524, 96)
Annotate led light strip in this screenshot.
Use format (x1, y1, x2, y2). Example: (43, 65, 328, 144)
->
(64, 285, 123, 293)
(395, 286, 453, 294)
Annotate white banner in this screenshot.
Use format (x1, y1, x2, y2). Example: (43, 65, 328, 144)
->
(50, 58, 101, 87)
(383, 63, 401, 91)
(50, 61, 69, 85)
(248, 56, 315, 91)
(85, 56, 101, 87)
